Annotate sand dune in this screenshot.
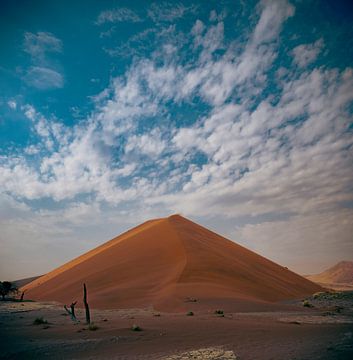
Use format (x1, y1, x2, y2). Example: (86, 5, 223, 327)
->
(13, 275, 42, 288)
(22, 215, 322, 311)
(306, 261, 353, 290)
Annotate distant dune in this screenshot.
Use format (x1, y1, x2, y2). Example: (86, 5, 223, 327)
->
(306, 261, 353, 290)
(22, 215, 322, 311)
(13, 275, 43, 289)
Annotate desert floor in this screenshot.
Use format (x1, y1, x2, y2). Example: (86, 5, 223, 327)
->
(1, 293, 353, 360)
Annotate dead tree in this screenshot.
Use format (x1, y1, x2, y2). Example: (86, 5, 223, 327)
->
(64, 301, 77, 322)
(83, 283, 90, 324)
(70, 301, 77, 319)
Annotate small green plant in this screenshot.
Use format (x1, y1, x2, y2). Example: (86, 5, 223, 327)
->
(313, 291, 325, 299)
(88, 323, 99, 331)
(186, 311, 194, 316)
(131, 324, 142, 331)
(303, 300, 314, 308)
(33, 317, 48, 325)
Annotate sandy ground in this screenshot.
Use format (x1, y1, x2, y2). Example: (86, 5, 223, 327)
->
(1, 293, 353, 360)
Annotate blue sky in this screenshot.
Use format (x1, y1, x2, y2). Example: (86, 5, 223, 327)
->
(1, 0, 353, 279)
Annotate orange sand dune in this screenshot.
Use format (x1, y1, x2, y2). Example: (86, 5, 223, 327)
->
(22, 215, 322, 311)
(306, 261, 353, 286)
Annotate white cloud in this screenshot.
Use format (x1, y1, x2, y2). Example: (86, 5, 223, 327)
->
(22, 31, 64, 90)
(5, 0, 348, 214)
(22, 104, 71, 145)
(166, 65, 353, 219)
(176, 0, 294, 106)
(3, 0, 350, 217)
(24, 31, 62, 60)
(252, 0, 295, 45)
(148, 2, 198, 23)
(24, 66, 64, 89)
(191, 19, 205, 36)
(96, 7, 141, 25)
(125, 129, 166, 157)
(113, 163, 137, 177)
(7, 100, 17, 110)
(292, 38, 324, 67)
(24, 145, 40, 155)
(209, 9, 227, 22)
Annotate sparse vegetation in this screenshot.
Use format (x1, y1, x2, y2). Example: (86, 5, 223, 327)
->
(303, 300, 314, 308)
(33, 317, 48, 325)
(131, 324, 142, 331)
(313, 291, 326, 299)
(0, 281, 17, 300)
(214, 310, 224, 316)
(186, 311, 194, 316)
(312, 291, 349, 301)
(88, 323, 99, 331)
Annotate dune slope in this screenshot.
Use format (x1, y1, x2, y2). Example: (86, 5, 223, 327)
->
(22, 215, 322, 311)
(13, 275, 43, 288)
(306, 261, 353, 285)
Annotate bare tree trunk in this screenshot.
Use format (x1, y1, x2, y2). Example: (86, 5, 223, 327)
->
(83, 283, 90, 324)
(64, 301, 77, 322)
